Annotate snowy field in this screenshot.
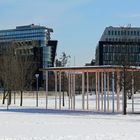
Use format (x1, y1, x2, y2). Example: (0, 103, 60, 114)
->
(0, 93, 140, 140)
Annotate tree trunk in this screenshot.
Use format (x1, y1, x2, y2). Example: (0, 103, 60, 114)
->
(8, 90, 11, 105)
(123, 67, 127, 115)
(62, 91, 65, 106)
(20, 90, 23, 106)
(14, 92, 16, 104)
(2, 90, 6, 104)
(7, 90, 11, 110)
(62, 73, 65, 106)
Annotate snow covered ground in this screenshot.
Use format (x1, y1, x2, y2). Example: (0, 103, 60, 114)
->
(0, 93, 140, 140)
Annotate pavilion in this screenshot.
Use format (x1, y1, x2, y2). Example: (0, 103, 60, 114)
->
(42, 65, 140, 114)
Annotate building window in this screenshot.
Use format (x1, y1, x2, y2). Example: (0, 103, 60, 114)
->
(112, 30, 114, 35)
(124, 30, 126, 35)
(118, 31, 120, 35)
(127, 31, 130, 35)
(108, 30, 110, 35)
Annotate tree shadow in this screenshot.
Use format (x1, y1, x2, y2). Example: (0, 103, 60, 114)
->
(0, 107, 119, 116)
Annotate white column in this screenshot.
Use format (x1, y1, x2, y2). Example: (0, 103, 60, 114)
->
(107, 72, 110, 112)
(59, 72, 61, 109)
(82, 72, 85, 110)
(55, 72, 57, 109)
(98, 72, 100, 111)
(68, 73, 71, 109)
(73, 73, 76, 110)
(101, 72, 104, 111)
(46, 71, 48, 109)
(104, 72, 107, 112)
(86, 72, 89, 110)
(95, 72, 98, 111)
(117, 72, 120, 112)
(122, 77, 124, 113)
(112, 72, 115, 113)
(70, 73, 73, 109)
(132, 72, 134, 113)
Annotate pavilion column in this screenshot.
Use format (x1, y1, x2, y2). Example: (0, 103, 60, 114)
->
(46, 70, 48, 109)
(117, 72, 120, 112)
(86, 72, 89, 110)
(82, 72, 85, 110)
(132, 72, 134, 113)
(101, 72, 104, 111)
(122, 75, 124, 113)
(112, 71, 115, 113)
(55, 71, 58, 109)
(92, 74, 95, 110)
(70, 73, 73, 109)
(95, 72, 98, 111)
(59, 71, 62, 110)
(107, 72, 110, 112)
(73, 73, 76, 110)
(98, 72, 100, 111)
(104, 72, 107, 112)
(71, 73, 74, 110)
(68, 73, 71, 109)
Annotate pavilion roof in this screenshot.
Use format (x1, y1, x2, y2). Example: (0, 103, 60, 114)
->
(41, 65, 140, 73)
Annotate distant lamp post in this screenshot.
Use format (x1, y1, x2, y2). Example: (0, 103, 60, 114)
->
(35, 74, 39, 107)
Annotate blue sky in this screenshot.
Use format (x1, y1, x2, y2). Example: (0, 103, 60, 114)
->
(0, 0, 140, 66)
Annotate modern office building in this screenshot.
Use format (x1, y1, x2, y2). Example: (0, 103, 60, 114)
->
(95, 26, 140, 66)
(0, 24, 58, 87)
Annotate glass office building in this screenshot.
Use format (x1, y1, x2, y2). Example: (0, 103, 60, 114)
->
(0, 24, 57, 87)
(96, 26, 140, 66)
(0, 24, 56, 67)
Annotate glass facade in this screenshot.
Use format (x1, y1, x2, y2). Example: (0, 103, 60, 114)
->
(0, 24, 57, 87)
(0, 24, 52, 68)
(97, 42, 140, 66)
(96, 27, 140, 66)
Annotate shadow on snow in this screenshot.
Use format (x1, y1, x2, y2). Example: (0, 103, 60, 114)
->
(0, 107, 120, 116)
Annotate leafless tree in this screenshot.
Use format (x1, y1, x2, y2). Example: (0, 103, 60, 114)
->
(15, 55, 37, 106)
(117, 27, 139, 114)
(55, 52, 71, 106)
(0, 42, 38, 107)
(0, 44, 17, 107)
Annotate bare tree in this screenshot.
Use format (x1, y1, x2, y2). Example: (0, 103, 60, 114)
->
(0, 42, 38, 107)
(118, 27, 139, 115)
(55, 52, 71, 106)
(0, 44, 17, 107)
(15, 55, 37, 106)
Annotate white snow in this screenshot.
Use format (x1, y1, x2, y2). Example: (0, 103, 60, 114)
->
(0, 93, 140, 140)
